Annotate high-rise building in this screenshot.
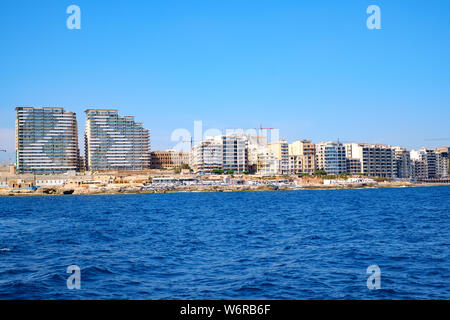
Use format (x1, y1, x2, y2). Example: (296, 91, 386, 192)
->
(85, 109, 150, 171)
(344, 143, 394, 178)
(289, 140, 316, 174)
(15, 107, 79, 174)
(315, 141, 347, 175)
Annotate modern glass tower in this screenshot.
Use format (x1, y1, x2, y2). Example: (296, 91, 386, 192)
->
(15, 107, 80, 174)
(84, 109, 150, 171)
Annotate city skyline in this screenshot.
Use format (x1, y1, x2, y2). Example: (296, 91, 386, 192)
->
(3, 105, 450, 165)
(1, 1, 450, 161)
(9, 106, 449, 181)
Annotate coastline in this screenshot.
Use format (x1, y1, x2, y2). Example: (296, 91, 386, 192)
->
(1, 182, 448, 197)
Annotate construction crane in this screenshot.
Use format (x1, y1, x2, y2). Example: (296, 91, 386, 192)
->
(259, 124, 274, 135)
(182, 137, 196, 150)
(258, 124, 274, 145)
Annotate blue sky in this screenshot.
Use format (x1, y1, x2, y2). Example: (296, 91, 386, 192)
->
(1, 0, 449, 162)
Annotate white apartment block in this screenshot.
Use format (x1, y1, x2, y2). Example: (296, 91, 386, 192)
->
(190, 137, 223, 172)
(315, 141, 346, 175)
(85, 109, 150, 171)
(344, 143, 395, 178)
(255, 149, 280, 175)
(190, 134, 248, 173)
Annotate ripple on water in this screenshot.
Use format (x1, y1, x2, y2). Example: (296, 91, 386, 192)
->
(0, 187, 449, 299)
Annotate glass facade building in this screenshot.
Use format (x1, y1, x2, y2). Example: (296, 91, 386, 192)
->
(15, 107, 80, 174)
(84, 109, 150, 171)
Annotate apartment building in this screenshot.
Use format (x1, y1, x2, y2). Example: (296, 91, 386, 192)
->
(222, 134, 248, 173)
(15, 107, 79, 174)
(315, 141, 347, 175)
(346, 158, 362, 175)
(85, 109, 150, 171)
(394, 147, 412, 179)
(190, 137, 223, 172)
(150, 151, 190, 169)
(411, 148, 447, 180)
(436, 147, 449, 178)
(288, 155, 302, 175)
(190, 134, 249, 173)
(255, 149, 280, 175)
(268, 140, 289, 174)
(246, 135, 280, 175)
(344, 143, 394, 178)
(289, 140, 316, 174)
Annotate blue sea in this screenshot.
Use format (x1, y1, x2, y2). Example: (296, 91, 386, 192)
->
(0, 186, 449, 299)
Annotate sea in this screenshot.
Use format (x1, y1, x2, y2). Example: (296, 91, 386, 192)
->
(0, 186, 449, 299)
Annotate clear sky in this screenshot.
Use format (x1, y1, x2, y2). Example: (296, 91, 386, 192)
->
(1, 0, 449, 162)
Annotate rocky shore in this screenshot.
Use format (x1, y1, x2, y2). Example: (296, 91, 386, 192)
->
(1, 181, 448, 197)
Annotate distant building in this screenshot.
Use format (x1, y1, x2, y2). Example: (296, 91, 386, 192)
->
(393, 147, 412, 179)
(190, 137, 223, 172)
(268, 140, 289, 174)
(221, 134, 248, 173)
(150, 151, 189, 169)
(411, 148, 447, 180)
(315, 141, 347, 175)
(190, 134, 249, 173)
(289, 140, 316, 174)
(435, 147, 449, 178)
(247, 135, 268, 174)
(346, 158, 362, 175)
(255, 148, 280, 175)
(288, 155, 302, 175)
(15, 107, 79, 174)
(344, 143, 394, 178)
(85, 109, 150, 171)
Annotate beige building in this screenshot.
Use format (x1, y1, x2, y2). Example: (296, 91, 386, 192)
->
(151, 151, 189, 169)
(289, 140, 316, 174)
(268, 140, 289, 174)
(288, 155, 302, 175)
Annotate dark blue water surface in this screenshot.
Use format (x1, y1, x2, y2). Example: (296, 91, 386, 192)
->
(0, 186, 449, 299)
